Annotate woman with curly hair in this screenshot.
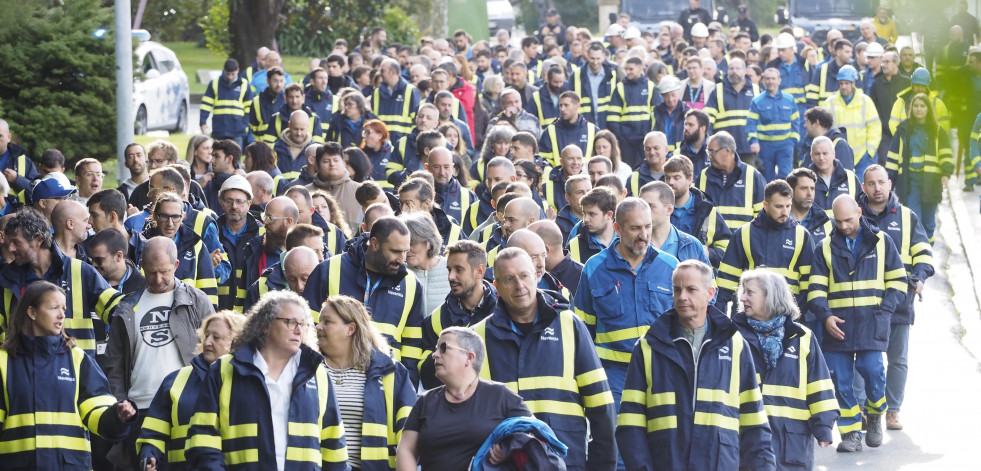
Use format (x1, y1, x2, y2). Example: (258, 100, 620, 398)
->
(311, 190, 354, 238)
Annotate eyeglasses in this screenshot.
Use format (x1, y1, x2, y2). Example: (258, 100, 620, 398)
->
(155, 212, 183, 223)
(82, 171, 105, 179)
(277, 317, 309, 332)
(264, 214, 289, 224)
(706, 147, 726, 156)
(221, 198, 249, 207)
(149, 186, 176, 193)
(437, 341, 470, 354)
(362, 129, 374, 136)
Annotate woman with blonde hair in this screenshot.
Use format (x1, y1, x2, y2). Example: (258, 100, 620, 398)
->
(186, 135, 213, 182)
(317, 295, 417, 470)
(312, 190, 354, 238)
(137, 310, 248, 471)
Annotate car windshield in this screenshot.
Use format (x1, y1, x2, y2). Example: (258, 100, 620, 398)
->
(624, 0, 692, 23)
(794, 0, 874, 19)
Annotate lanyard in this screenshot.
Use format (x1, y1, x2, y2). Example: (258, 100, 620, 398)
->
(364, 272, 382, 303)
(689, 83, 703, 103)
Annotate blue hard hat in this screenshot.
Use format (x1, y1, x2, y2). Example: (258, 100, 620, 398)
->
(911, 67, 931, 86)
(836, 65, 859, 82)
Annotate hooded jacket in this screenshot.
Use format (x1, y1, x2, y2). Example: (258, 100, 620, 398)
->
(273, 130, 315, 180)
(419, 280, 499, 389)
(705, 79, 761, 154)
(799, 126, 855, 171)
(326, 110, 378, 148)
(538, 115, 597, 167)
(136, 354, 210, 470)
(217, 213, 264, 311)
(696, 160, 766, 230)
(435, 177, 476, 223)
(369, 77, 421, 142)
(243, 262, 288, 313)
(808, 159, 860, 212)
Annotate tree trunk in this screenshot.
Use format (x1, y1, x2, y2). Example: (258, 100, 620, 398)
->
(229, 0, 285, 66)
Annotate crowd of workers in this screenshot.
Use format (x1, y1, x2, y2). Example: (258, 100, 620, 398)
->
(0, 0, 979, 470)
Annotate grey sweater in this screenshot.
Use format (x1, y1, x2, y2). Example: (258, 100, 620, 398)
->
(409, 256, 451, 317)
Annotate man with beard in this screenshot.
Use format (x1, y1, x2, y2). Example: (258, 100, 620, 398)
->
(571, 42, 616, 129)
(419, 240, 498, 388)
(273, 111, 316, 182)
(717, 180, 815, 313)
(538, 91, 597, 167)
(568, 187, 616, 264)
(704, 57, 760, 164)
(262, 83, 325, 147)
(663, 156, 731, 268)
(674, 109, 710, 177)
(304, 67, 333, 126)
(697, 132, 767, 230)
(216, 175, 263, 311)
(748, 68, 800, 181)
(525, 66, 568, 127)
(787, 168, 831, 244)
(238, 196, 297, 302)
(324, 55, 356, 94)
(303, 216, 426, 385)
(573, 198, 678, 409)
(652, 75, 690, 153)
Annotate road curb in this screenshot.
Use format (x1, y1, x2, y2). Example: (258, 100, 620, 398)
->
(944, 181, 981, 359)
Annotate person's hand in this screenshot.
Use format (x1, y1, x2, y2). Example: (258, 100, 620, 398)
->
(818, 441, 832, 448)
(200, 124, 208, 135)
(545, 206, 556, 220)
(145, 457, 157, 471)
(749, 143, 760, 154)
(915, 280, 924, 295)
(117, 399, 137, 421)
(127, 204, 140, 216)
(824, 316, 845, 341)
(942, 176, 949, 188)
(975, 167, 981, 179)
(488, 444, 509, 465)
(2, 168, 17, 184)
(210, 249, 222, 268)
(199, 172, 214, 188)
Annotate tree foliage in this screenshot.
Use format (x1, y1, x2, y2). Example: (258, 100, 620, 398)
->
(0, 0, 116, 161)
(135, 0, 209, 42)
(202, 0, 232, 57)
(276, 0, 419, 57)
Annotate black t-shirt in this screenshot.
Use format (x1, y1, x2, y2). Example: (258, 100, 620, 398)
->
(404, 379, 531, 471)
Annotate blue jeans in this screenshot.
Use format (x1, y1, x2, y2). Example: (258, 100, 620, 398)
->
(825, 350, 887, 434)
(904, 173, 938, 241)
(758, 141, 796, 182)
(855, 323, 910, 412)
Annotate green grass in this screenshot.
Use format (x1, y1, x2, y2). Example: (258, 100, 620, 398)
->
(164, 42, 313, 95)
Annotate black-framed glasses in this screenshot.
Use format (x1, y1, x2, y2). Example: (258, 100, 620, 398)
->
(437, 341, 470, 354)
(706, 147, 726, 156)
(155, 212, 183, 223)
(277, 317, 308, 332)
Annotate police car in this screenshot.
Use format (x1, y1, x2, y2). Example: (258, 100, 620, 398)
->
(133, 30, 190, 135)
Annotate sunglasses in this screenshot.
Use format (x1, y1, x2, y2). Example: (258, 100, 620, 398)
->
(437, 341, 470, 354)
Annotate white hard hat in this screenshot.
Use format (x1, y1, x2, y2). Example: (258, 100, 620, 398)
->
(658, 75, 683, 94)
(623, 26, 641, 41)
(690, 23, 709, 38)
(865, 42, 885, 58)
(607, 24, 625, 37)
(774, 32, 796, 50)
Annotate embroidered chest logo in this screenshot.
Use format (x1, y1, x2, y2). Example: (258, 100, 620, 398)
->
(784, 346, 799, 359)
(57, 367, 75, 382)
(718, 345, 732, 361)
(540, 326, 559, 342)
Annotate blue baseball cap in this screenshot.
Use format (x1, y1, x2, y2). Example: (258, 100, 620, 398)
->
(32, 172, 77, 200)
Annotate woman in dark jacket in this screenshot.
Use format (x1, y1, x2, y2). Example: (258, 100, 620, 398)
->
(328, 92, 378, 148)
(734, 269, 839, 469)
(0, 282, 137, 470)
(137, 311, 247, 471)
(361, 119, 396, 188)
(317, 295, 417, 470)
(886, 93, 954, 241)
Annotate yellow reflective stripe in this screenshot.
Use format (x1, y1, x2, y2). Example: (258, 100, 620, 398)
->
(575, 368, 608, 387)
(582, 390, 615, 408)
(225, 448, 260, 465)
(288, 421, 321, 437)
(517, 375, 577, 391)
(693, 411, 739, 430)
(524, 399, 585, 417)
(594, 325, 650, 344)
(322, 446, 348, 462)
(0, 435, 91, 453)
(4, 411, 84, 429)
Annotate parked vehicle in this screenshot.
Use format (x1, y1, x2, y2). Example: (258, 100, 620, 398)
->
(133, 32, 190, 135)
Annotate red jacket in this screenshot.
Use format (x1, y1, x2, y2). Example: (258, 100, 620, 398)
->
(451, 76, 477, 141)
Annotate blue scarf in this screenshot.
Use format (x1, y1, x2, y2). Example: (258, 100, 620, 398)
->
(747, 315, 787, 372)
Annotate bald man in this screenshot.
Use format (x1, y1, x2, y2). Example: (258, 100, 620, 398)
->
(427, 147, 476, 222)
(506, 229, 570, 302)
(242, 244, 320, 312)
(543, 145, 585, 211)
(274, 110, 316, 182)
(808, 194, 906, 452)
(239, 196, 298, 297)
(528, 219, 584, 296)
(501, 197, 541, 241)
(51, 200, 89, 260)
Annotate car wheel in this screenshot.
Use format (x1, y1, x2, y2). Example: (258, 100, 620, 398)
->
(135, 106, 148, 135)
(172, 101, 188, 133)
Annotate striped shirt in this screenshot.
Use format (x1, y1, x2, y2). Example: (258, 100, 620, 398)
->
(326, 365, 367, 467)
